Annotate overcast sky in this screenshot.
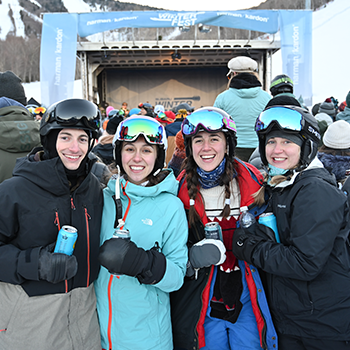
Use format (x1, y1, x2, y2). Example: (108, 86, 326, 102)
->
(117, 0, 266, 11)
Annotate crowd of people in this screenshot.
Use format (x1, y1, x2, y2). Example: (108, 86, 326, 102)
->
(1, 56, 350, 350)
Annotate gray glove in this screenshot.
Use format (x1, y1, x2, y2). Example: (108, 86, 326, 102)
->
(38, 243, 78, 284)
(190, 238, 226, 269)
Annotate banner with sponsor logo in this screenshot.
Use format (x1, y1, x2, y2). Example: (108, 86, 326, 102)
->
(40, 10, 312, 107)
(279, 10, 312, 106)
(77, 10, 279, 37)
(40, 13, 77, 107)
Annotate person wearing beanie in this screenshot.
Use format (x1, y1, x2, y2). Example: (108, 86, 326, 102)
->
(165, 103, 193, 138)
(0, 95, 41, 183)
(214, 56, 271, 162)
(168, 130, 186, 177)
(318, 120, 350, 185)
(338, 101, 347, 112)
(0, 98, 104, 350)
(92, 114, 124, 165)
(336, 91, 350, 124)
(0, 70, 27, 105)
(128, 107, 141, 117)
(317, 98, 336, 119)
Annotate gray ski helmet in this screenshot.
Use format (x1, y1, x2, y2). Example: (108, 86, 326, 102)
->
(270, 74, 294, 97)
(40, 98, 100, 140)
(256, 105, 321, 169)
(112, 115, 167, 175)
(182, 106, 237, 161)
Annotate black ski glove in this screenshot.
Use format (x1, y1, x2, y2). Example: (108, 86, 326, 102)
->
(232, 223, 270, 265)
(38, 243, 78, 284)
(99, 238, 166, 285)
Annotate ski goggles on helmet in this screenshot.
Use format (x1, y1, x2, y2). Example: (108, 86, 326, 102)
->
(45, 99, 100, 130)
(34, 106, 46, 116)
(114, 116, 167, 148)
(255, 106, 305, 133)
(182, 109, 237, 136)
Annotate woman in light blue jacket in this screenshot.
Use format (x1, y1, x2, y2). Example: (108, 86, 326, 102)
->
(95, 116, 188, 350)
(214, 57, 271, 161)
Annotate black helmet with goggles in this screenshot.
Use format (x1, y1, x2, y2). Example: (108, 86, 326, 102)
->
(40, 98, 100, 139)
(255, 105, 321, 169)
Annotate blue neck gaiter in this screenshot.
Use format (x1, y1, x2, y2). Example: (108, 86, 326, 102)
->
(267, 164, 289, 186)
(197, 158, 226, 189)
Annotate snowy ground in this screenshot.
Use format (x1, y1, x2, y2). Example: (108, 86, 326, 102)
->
(23, 0, 350, 108)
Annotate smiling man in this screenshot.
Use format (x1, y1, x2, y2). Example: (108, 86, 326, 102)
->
(0, 98, 104, 350)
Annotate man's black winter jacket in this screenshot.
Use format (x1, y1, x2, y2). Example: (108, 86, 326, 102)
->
(0, 151, 103, 296)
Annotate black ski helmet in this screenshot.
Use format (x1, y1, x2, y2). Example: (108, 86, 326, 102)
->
(40, 98, 100, 140)
(270, 74, 294, 97)
(182, 106, 237, 161)
(256, 105, 321, 169)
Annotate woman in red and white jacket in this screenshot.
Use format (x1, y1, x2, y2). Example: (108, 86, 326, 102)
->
(170, 107, 277, 350)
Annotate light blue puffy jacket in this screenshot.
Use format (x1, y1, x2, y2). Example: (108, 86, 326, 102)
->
(94, 171, 188, 350)
(214, 86, 271, 148)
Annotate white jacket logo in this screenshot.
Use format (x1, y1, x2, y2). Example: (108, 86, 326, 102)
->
(142, 218, 153, 226)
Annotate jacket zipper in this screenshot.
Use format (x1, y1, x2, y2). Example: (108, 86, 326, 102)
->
(106, 181, 131, 349)
(84, 206, 91, 287)
(107, 275, 114, 350)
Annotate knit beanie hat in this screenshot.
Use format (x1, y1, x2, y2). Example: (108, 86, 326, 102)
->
(106, 115, 123, 135)
(312, 103, 321, 116)
(0, 71, 27, 106)
(265, 95, 301, 109)
(318, 98, 336, 117)
(175, 130, 185, 151)
(323, 120, 350, 149)
(339, 101, 347, 112)
(266, 129, 304, 147)
(346, 91, 350, 108)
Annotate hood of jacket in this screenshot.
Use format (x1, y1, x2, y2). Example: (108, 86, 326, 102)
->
(0, 104, 40, 153)
(336, 106, 350, 121)
(274, 157, 336, 189)
(229, 72, 262, 91)
(318, 152, 350, 182)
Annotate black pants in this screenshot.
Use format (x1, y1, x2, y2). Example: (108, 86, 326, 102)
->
(279, 333, 350, 350)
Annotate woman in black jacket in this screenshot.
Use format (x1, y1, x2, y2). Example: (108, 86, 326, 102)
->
(232, 105, 350, 350)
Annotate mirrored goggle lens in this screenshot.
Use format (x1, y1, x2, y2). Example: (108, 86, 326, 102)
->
(157, 111, 166, 119)
(182, 110, 236, 136)
(255, 107, 303, 132)
(117, 117, 165, 145)
(49, 100, 99, 129)
(34, 107, 46, 114)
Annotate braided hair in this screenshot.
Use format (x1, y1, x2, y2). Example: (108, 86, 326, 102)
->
(183, 153, 237, 226)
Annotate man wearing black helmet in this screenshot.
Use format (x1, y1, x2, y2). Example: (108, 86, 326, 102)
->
(269, 74, 294, 97)
(0, 98, 103, 350)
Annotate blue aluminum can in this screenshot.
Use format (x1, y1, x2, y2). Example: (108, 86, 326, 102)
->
(54, 225, 78, 255)
(204, 222, 223, 241)
(258, 213, 280, 243)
